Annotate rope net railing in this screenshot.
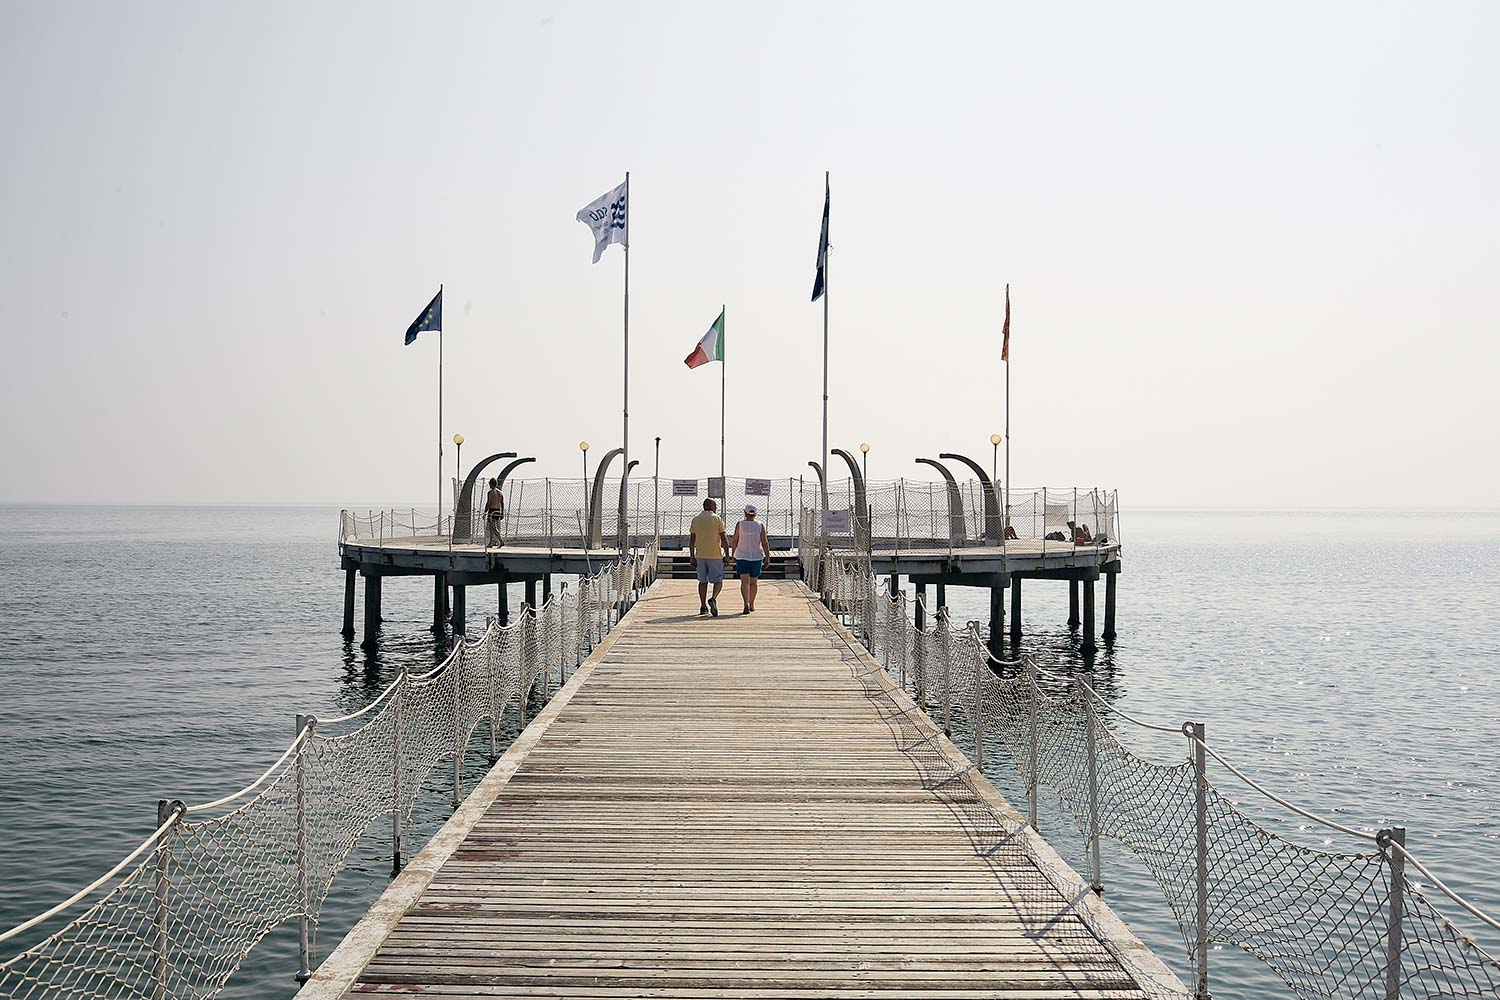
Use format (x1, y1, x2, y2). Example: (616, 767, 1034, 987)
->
(0, 542, 658, 1000)
(340, 479, 1121, 556)
(807, 543, 1500, 1000)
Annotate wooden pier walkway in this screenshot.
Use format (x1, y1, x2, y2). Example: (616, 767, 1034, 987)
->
(302, 579, 1178, 999)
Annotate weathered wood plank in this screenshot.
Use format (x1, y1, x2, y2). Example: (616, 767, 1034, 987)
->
(299, 579, 1178, 1000)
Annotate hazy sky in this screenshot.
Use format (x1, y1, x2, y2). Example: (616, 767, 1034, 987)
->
(2, 2, 1496, 507)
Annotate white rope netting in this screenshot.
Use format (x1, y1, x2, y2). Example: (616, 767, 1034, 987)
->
(0, 543, 658, 1000)
(811, 542, 1500, 1000)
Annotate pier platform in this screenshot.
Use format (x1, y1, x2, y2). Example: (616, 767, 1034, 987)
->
(299, 579, 1179, 999)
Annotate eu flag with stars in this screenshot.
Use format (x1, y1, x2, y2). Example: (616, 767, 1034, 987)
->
(404, 287, 442, 346)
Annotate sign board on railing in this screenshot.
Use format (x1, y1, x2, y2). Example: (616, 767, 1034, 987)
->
(707, 477, 725, 498)
(821, 508, 851, 533)
(746, 478, 771, 496)
(672, 480, 699, 497)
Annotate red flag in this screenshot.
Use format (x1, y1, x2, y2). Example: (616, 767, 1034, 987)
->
(1001, 283, 1011, 362)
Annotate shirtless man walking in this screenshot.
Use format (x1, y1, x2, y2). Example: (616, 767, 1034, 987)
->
(689, 498, 730, 617)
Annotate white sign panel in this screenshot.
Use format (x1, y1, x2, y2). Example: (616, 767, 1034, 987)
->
(672, 480, 699, 497)
(745, 478, 772, 497)
(707, 477, 726, 498)
(821, 508, 852, 533)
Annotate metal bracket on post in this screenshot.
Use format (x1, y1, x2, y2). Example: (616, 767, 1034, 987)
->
(1026, 660, 1039, 830)
(1079, 679, 1103, 892)
(152, 798, 183, 1000)
(391, 671, 406, 876)
(1186, 721, 1211, 1000)
(294, 714, 315, 983)
(1380, 826, 1407, 1000)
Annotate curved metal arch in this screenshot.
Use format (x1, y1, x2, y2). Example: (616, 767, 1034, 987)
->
(455, 452, 517, 541)
(938, 451, 1001, 542)
(495, 457, 535, 492)
(915, 458, 967, 545)
(617, 460, 639, 541)
(807, 461, 829, 512)
(587, 447, 624, 549)
(831, 448, 868, 550)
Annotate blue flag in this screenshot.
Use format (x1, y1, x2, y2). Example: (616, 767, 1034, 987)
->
(811, 176, 829, 302)
(404, 287, 442, 346)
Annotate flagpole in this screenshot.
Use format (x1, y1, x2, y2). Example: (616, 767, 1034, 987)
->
(1004, 284, 1010, 537)
(620, 172, 630, 553)
(438, 283, 444, 535)
(821, 171, 829, 512)
(720, 305, 726, 486)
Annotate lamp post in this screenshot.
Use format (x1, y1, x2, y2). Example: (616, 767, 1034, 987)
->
(580, 440, 590, 483)
(860, 442, 870, 483)
(452, 433, 464, 525)
(654, 436, 661, 543)
(990, 433, 1001, 484)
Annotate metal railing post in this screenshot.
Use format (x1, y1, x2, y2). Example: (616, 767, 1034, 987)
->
(452, 643, 465, 810)
(939, 607, 952, 735)
(152, 799, 181, 1000)
(294, 714, 314, 983)
(486, 618, 499, 763)
(1079, 679, 1103, 892)
(1381, 827, 1408, 1000)
(519, 613, 532, 730)
(1187, 720, 1211, 1000)
(970, 629, 985, 771)
(1026, 660, 1039, 830)
(559, 581, 570, 683)
(391, 671, 405, 875)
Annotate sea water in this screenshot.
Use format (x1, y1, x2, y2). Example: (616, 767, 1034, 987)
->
(0, 505, 1495, 998)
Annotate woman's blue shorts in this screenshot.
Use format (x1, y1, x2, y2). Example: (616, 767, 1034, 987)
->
(735, 559, 763, 579)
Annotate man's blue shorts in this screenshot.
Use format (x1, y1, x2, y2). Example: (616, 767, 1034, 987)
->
(696, 558, 724, 584)
(735, 559, 764, 579)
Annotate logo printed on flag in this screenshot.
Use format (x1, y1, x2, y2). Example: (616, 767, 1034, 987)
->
(404, 287, 443, 346)
(684, 308, 725, 369)
(576, 180, 628, 263)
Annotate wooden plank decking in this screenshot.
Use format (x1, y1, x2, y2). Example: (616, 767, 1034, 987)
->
(305, 579, 1178, 999)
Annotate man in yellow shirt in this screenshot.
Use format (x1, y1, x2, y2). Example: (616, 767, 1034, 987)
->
(689, 498, 730, 617)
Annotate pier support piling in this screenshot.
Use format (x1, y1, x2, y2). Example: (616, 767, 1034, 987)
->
(1068, 580, 1080, 630)
(452, 585, 467, 635)
(988, 584, 1005, 663)
(497, 581, 509, 626)
(1103, 571, 1117, 642)
(915, 582, 926, 632)
(361, 573, 382, 650)
(524, 579, 537, 613)
(1009, 574, 1022, 643)
(1082, 579, 1097, 655)
(432, 573, 446, 632)
(342, 568, 356, 638)
(542, 573, 552, 604)
(936, 583, 946, 612)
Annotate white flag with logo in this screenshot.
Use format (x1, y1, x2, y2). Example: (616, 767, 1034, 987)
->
(576, 180, 628, 263)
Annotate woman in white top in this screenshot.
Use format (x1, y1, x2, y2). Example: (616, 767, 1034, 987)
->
(730, 504, 772, 614)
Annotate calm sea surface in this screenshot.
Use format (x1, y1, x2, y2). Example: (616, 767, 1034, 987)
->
(0, 505, 1496, 998)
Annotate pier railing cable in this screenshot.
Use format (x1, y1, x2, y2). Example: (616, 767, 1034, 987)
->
(340, 479, 1119, 556)
(808, 541, 1500, 1000)
(0, 542, 658, 1000)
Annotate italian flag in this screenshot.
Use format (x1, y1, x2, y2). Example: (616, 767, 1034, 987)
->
(684, 308, 724, 369)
